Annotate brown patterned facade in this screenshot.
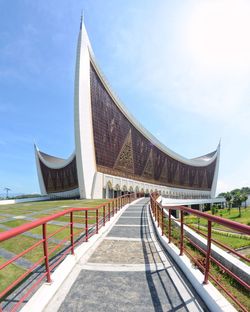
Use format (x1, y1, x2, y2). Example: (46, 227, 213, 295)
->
(90, 63, 216, 191)
(39, 157, 78, 193)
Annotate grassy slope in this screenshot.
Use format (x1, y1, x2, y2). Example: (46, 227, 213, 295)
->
(184, 206, 250, 249)
(0, 198, 111, 299)
(0, 199, 108, 263)
(0, 257, 25, 294)
(185, 206, 250, 226)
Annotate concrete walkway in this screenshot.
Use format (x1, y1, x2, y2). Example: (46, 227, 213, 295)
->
(45, 198, 208, 312)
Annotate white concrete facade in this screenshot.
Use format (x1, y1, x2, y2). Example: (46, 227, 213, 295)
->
(101, 172, 211, 200)
(74, 23, 96, 199)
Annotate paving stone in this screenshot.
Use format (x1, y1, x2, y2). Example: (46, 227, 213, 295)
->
(115, 217, 148, 226)
(107, 225, 151, 239)
(88, 240, 161, 264)
(58, 270, 206, 312)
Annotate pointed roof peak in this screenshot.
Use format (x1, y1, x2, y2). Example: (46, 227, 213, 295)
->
(34, 142, 40, 152)
(218, 138, 221, 148)
(80, 10, 84, 30)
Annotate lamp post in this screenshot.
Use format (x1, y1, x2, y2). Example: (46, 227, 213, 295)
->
(3, 187, 11, 199)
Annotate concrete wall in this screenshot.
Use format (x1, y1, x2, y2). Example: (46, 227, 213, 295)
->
(0, 197, 50, 206)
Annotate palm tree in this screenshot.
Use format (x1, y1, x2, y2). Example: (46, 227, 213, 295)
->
(233, 192, 244, 217)
(241, 193, 248, 209)
(224, 192, 232, 209)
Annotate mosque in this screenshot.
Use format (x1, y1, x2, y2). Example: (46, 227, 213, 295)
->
(35, 20, 220, 200)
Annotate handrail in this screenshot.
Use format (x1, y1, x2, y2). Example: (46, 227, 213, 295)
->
(0, 192, 139, 311)
(0, 194, 133, 242)
(150, 194, 250, 312)
(167, 205, 250, 235)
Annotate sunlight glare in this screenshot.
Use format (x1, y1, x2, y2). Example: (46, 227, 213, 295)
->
(186, 0, 250, 72)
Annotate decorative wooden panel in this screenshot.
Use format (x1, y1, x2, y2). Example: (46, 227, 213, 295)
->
(39, 157, 78, 193)
(90, 63, 216, 190)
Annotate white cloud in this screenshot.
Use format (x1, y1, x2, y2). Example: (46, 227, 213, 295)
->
(99, 1, 250, 191)
(105, 0, 250, 135)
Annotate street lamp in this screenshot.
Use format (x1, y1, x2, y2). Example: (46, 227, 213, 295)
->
(3, 187, 11, 199)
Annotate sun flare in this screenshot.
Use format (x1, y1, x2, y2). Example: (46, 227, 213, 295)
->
(186, 0, 250, 72)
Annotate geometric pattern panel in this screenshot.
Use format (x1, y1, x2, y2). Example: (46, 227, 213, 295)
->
(114, 130, 134, 174)
(142, 149, 154, 179)
(90, 63, 216, 190)
(39, 157, 78, 193)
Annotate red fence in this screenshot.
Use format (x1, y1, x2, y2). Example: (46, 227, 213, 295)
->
(0, 193, 137, 311)
(150, 194, 250, 312)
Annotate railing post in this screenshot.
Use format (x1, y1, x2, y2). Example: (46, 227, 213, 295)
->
(85, 210, 88, 241)
(155, 202, 157, 217)
(96, 209, 99, 234)
(70, 211, 74, 255)
(157, 204, 160, 226)
(42, 223, 52, 283)
(203, 220, 212, 284)
(168, 209, 172, 243)
(108, 203, 110, 221)
(180, 210, 184, 255)
(161, 205, 164, 236)
(103, 205, 106, 226)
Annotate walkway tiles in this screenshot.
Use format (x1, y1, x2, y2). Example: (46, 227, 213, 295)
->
(45, 198, 208, 312)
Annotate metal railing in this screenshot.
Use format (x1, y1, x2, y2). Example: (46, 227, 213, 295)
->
(0, 193, 137, 311)
(150, 193, 250, 312)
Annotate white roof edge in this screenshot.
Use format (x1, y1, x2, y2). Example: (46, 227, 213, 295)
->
(84, 22, 218, 167)
(35, 144, 76, 169)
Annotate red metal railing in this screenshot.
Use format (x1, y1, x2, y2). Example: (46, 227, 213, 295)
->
(150, 194, 250, 312)
(0, 193, 137, 311)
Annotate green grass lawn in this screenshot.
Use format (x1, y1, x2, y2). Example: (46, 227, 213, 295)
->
(0, 197, 122, 301)
(184, 207, 250, 250)
(0, 257, 26, 294)
(0, 199, 109, 265)
(0, 199, 107, 217)
(2, 219, 91, 244)
(195, 226, 250, 249)
(185, 206, 250, 231)
(0, 232, 49, 263)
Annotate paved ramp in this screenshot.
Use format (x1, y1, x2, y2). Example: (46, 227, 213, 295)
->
(45, 198, 208, 312)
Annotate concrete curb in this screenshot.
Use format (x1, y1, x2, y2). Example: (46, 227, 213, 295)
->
(149, 204, 237, 312)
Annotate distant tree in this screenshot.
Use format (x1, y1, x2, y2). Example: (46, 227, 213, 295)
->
(233, 192, 244, 217)
(241, 193, 248, 209)
(224, 192, 232, 209)
(241, 187, 250, 194)
(218, 192, 226, 197)
(231, 188, 241, 196)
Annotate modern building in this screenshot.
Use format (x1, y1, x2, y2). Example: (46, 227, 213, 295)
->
(35, 20, 220, 200)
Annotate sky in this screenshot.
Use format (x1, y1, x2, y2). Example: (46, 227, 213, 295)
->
(0, 0, 250, 196)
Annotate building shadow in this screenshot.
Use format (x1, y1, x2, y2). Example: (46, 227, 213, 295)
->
(138, 198, 208, 312)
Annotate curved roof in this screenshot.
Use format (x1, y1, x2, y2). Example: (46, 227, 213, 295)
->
(192, 150, 217, 161)
(88, 45, 218, 168)
(35, 145, 75, 169)
(38, 151, 66, 164)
